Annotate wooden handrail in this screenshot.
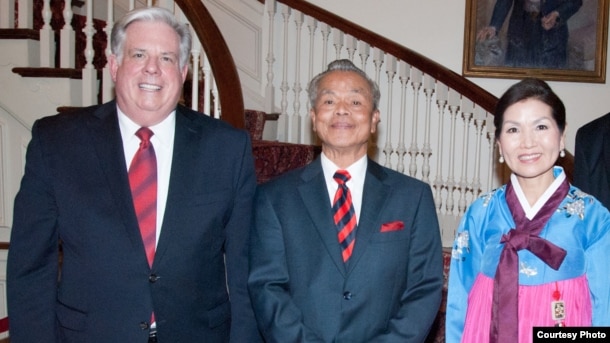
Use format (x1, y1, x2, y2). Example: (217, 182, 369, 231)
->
(278, 0, 498, 113)
(175, 0, 245, 129)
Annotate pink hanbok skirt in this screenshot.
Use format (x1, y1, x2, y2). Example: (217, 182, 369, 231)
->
(461, 274, 592, 343)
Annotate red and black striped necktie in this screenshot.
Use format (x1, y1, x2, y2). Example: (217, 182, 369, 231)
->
(332, 170, 357, 262)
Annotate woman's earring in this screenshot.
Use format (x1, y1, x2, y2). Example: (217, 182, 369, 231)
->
(560, 150, 565, 158)
(499, 155, 504, 163)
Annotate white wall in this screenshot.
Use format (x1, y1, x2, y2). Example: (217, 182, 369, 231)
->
(305, 0, 610, 153)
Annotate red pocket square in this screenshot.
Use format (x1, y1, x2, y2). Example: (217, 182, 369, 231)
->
(380, 221, 404, 232)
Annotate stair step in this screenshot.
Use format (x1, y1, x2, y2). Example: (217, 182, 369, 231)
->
(0, 28, 39, 40)
(12, 67, 101, 79)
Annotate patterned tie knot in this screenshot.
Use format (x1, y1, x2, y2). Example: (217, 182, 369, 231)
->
(333, 170, 351, 185)
(136, 127, 154, 147)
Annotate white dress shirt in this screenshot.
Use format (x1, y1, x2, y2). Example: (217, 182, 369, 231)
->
(118, 108, 175, 246)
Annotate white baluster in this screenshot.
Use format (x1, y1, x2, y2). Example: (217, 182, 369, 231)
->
(129, 0, 135, 11)
(304, 15, 317, 144)
(358, 41, 370, 69)
(17, 0, 33, 29)
(319, 23, 331, 67)
(471, 106, 487, 199)
(434, 83, 448, 212)
(408, 68, 422, 177)
(82, 0, 97, 106)
(446, 90, 461, 214)
(190, 28, 202, 112)
(396, 61, 410, 174)
(346, 35, 357, 61)
(278, 4, 291, 142)
(202, 53, 212, 116)
(382, 55, 396, 168)
(212, 78, 220, 119)
(264, 0, 277, 114)
(333, 30, 344, 60)
(457, 99, 473, 216)
(60, 0, 74, 68)
(421, 74, 435, 183)
(40, 0, 54, 67)
(102, 2, 114, 102)
(293, 11, 304, 143)
(1, 0, 15, 29)
(487, 113, 497, 191)
(372, 48, 384, 88)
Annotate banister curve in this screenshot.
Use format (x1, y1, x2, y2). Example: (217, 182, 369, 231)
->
(175, 0, 245, 129)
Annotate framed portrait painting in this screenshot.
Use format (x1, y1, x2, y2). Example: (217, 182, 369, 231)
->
(463, 0, 609, 83)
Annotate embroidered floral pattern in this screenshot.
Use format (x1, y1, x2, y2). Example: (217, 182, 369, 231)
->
(559, 189, 590, 220)
(452, 231, 470, 260)
(519, 261, 538, 276)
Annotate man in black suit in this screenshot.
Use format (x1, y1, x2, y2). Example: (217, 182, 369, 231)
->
(574, 112, 610, 209)
(248, 59, 443, 342)
(7, 7, 260, 342)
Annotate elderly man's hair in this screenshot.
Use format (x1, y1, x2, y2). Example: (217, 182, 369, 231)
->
(307, 59, 381, 110)
(111, 7, 192, 69)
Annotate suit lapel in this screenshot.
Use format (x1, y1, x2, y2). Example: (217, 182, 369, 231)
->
(346, 160, 390, 274)
(299, 159, 347, 276)
(152, 109, 200, 266)
(85, 102, 144, 256)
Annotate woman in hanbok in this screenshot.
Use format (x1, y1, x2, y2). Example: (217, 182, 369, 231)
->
(446, 78, 610, 343)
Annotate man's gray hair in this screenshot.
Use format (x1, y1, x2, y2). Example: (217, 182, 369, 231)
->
(111, 7, 192, 69)
(307, 59, 380, 110)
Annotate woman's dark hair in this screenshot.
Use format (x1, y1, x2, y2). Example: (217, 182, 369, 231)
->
(493, 78, 566, 140)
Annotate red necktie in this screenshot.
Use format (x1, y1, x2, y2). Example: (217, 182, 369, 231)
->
(128, 127, 157, 268)
(332, 170, 357, 262)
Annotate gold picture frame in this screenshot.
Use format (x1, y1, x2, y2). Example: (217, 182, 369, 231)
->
(463, 0, 609, 83)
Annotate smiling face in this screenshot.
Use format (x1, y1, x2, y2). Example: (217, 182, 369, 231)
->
(109, 20, 188, 127)
(497, 98, 565, 188)
(310, 70, 380, 166)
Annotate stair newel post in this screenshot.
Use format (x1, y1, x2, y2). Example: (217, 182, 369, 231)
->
(60, 0, 74, 68)
(102, 1, 114, 103)
(40, 0, 54, 67)
(81, 0, 96, 106)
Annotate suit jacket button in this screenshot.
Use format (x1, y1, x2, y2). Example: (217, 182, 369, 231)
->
(140, 322, 150, 330)
(343, 291, 352, 300)
(149, 274, 159, 283)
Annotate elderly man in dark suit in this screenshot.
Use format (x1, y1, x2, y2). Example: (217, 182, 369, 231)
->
(248, 59, 443, 342)
(574, 112, 610, 209)
(7, 7, 261, 343)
